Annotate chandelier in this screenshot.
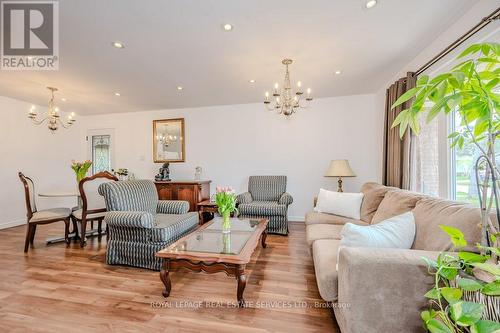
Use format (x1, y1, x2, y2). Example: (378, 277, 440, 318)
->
(28, 87, 76, 132)
(156, 131, 178, 147)
(264, 58, 313, 117)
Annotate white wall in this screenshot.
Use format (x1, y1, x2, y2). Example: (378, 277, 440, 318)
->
(80, 94, 381, 220)
(0, 96, 83, 229)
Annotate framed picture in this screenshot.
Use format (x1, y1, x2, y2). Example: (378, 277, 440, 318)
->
(153, 118, 185, 163)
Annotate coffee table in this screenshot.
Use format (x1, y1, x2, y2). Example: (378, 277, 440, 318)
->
(156, 217, 268, 307)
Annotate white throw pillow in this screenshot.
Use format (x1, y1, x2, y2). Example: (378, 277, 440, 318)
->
(314, 188, 364, 220)
(340, 211, 416, 249)
(335, 212, 416, 271)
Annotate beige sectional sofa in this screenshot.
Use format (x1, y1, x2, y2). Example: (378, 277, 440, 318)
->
(306, 182, 482, 333)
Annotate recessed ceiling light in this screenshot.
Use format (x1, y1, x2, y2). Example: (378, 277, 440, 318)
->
(222, 24, 233, 31)
(249, 79, 256, 83)
(114, 92, 121, 96)
(365, 0, 377, 9)
(176, 86, 183, 91)
(112, 41, 125, 49)
(61, 97, 67, 101)
(335, 70, 342, 75)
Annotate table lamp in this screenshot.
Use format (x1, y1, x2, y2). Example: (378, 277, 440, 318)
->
(324, 159, 356, 192)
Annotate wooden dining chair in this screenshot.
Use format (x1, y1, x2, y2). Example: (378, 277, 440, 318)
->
(18, 172, 72, 252)
(72, 171, 118, 247)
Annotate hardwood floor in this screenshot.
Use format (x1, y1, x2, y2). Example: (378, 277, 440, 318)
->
(0, 222, 339, 333)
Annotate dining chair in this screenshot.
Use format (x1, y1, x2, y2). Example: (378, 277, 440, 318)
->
(18, 172, 72, 252)
(72, 171, 118, 247)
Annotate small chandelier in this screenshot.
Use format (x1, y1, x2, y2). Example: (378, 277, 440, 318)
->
(28, 87, 76, 132)
(156, 131, 178, 147)
(264, 58, 313, 117)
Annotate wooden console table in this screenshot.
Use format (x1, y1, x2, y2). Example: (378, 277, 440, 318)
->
(197, 200, 218, 224)
(154, 180, 211, 212)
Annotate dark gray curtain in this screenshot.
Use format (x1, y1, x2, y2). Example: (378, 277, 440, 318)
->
(383, 72, 417, 189)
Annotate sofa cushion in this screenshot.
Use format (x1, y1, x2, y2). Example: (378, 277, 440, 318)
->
(314, 189, 364, 219)
(152, 212, 199, 242)
(238, 201, 287, 216)
(30, 207, 71, 223)
(305, 211, 368, 226)
(371, 189, 424, 224)
(248, 176, 286, 202)
(72, 209, 105, 220)
(340, 212, 416, 249)
(360, 183, 394, 223)
(411, 198, 482, 251)
(306, 224, 344, 246)
(312, 239, 341, 301)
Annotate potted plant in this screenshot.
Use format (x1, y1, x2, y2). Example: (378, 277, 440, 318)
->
(421, 225, 499, 332)
(392, 42, 500, 331)
(215, 186, 238, 233)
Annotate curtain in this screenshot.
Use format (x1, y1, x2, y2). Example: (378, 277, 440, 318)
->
(382, 72, 417, 189)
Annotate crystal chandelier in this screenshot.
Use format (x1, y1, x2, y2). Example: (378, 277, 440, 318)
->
(156, 131, 178, 147)
(264, 59, 313, 117)
(28, 87, 76, 132)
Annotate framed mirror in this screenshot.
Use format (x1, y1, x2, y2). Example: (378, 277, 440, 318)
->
(153, 118, 185, 163)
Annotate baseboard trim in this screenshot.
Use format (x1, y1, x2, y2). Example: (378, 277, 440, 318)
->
(289, 216, 305, 222)
(0, 219, 25, 230)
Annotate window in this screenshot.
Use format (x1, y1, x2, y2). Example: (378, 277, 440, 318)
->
(87, 129, 114, 175)
(91, 135, 111, 174)
(451, 113, 500, 206)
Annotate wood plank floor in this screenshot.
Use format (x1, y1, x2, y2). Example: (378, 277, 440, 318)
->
(0, 222, 339, 333)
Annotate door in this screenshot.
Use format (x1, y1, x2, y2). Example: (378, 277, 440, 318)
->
(87, 129, 115, 175)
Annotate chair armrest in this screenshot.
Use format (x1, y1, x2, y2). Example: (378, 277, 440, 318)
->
(157, 200, 189, 214)
(104, 211, 154, 228)
(236, 192, 253, 204)
(336, 247, 440, 333)
(278, 192, 293, 205)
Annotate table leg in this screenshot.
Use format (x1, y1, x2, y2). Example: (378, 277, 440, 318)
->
(236, 264, 246, 307)
(46, 229, 101, 245)
(261, 231, 267, 248)
(160, 260, 172, 298)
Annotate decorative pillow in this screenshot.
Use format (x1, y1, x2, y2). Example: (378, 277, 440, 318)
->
(339, 211, 416, 249)
(314, 189, 364, 220)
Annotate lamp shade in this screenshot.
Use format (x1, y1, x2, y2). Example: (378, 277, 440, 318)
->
(324, 159, 356, 177)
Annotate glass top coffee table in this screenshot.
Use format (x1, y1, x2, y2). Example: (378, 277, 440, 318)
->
(156, 217, 268, 307)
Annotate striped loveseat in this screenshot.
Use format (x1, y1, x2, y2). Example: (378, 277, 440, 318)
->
(98, 180, 199, 270)
(236, 176, 293, 235)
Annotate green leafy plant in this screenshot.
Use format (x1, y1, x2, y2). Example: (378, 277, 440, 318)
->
(421, 226, 500, 333)
(391, 42, 500, 250)
(390, 42, 500, 332)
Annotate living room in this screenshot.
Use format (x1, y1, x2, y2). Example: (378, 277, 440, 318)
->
(0, 1, 499, 332)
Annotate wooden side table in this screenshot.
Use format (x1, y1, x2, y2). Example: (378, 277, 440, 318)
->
(197, 200, 218, 224)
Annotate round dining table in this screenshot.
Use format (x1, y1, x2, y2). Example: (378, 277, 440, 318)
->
(38, 191, 100, 244)
(38, 191, 80, 198)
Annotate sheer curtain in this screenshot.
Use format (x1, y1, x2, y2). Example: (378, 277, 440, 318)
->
(410, 111, 440, 196)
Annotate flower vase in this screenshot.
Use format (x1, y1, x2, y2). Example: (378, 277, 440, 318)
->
(222, 212, 231, 234)
(222, 233, 231, 253)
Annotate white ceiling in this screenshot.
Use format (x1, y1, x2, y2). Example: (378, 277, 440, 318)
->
(0, 0, 479, 115)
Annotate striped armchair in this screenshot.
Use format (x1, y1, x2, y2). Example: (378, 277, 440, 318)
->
(98, 180, 199, 270)
(236, 176, 293, 235)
